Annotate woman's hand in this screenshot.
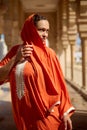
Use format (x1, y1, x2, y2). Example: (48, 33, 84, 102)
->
(15, 42, 33, 63)
(0, 42, 33, 82)
(63, 114, 72, 130)
(21, 44, 33, 58)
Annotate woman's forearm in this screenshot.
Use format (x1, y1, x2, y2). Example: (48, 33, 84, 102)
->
(0, 45, 22, 82)
(0, 56, 16, 82)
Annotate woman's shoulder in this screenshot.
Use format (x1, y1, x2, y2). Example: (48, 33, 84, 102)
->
(46, 47, 56, 56)
(10, 44, 20, 51)
(8, 44, 21, 55)
(2, 44, 21, 62)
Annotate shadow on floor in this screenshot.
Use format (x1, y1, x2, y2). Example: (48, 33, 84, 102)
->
(0, 101, 87, 130)
(71, 110, 87, 130)
(0, 100, 17, 130)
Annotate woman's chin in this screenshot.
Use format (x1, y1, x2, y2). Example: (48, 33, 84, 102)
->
(42, 40, 46, 45)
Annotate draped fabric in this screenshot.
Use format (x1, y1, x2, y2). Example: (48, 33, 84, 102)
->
(0, 14, 75, 130)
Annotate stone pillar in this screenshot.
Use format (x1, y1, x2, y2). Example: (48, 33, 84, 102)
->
(18, 0, 25, 30)
(0, 15, 4, 33)
(70, 42, 75, 80)
(11, 0, 21, 45)
(56, 0, 63, 56)
(18, 0, 25, 43)
(3, 0, 25, 49)
(0, 1, 7, 34)
(4, 0, 14, 49)
(61, 0, 69, 76)
(77, 0, 87, 89)
(68, 0, 77, 80)
(81, 39, 87, 89)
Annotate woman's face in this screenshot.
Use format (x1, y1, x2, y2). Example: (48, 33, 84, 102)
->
(36, 20, 49, 44)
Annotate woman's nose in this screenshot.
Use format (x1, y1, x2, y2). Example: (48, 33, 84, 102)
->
(43, 31, 48, 37)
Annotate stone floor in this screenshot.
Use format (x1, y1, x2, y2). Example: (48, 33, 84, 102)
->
(67, 82, 87, 130)
(0, 83, 17, 130)
(0, 82, 87, 130)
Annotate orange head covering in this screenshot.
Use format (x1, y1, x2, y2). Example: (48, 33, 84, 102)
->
(21, 14, 44, 47)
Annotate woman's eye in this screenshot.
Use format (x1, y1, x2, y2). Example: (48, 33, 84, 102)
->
(38, 29, 45, 32)
(37, 28, 49, 33)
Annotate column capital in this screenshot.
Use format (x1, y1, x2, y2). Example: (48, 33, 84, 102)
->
(77, 0, 87, 38)
(61, 34, 69, 49)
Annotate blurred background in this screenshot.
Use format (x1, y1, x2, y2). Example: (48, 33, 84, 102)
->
(0, 0, 87, 130)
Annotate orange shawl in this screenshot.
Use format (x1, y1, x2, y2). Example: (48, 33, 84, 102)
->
(0, 14, 74, 121)
(20, 14, 74, 118)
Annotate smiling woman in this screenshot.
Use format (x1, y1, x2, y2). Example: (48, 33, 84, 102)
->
(0, 14, 75, 130)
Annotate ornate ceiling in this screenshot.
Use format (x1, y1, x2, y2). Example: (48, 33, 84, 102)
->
(20, 0, 59, 12)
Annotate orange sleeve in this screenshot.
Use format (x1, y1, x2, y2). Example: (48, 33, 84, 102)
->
(0, 44, 20, 66)
(0, 44, 19, 85)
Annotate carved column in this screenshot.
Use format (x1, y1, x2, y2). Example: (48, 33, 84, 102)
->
(0, 1, 8, 34)
(68, 0, 77, 80)
(11, 0, 21, 45)
(18, 0, 25, 30)
(77, 0, 87, 89)
(56, 0, 63, 56)
(3, 0, 14, 49)
(61, 0, 69, 76)
(0, 15, 4, 33)
(3, 0, 24, 49)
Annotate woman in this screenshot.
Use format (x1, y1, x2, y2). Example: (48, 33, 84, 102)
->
(0, 14, 75, 130)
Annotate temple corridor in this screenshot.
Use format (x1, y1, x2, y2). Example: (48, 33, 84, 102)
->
(0, 0, 87, 129)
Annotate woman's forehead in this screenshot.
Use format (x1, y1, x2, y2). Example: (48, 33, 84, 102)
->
(36, 20, 49, 29)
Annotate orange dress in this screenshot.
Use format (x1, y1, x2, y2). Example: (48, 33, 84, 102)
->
(0, 14, 75, 130)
